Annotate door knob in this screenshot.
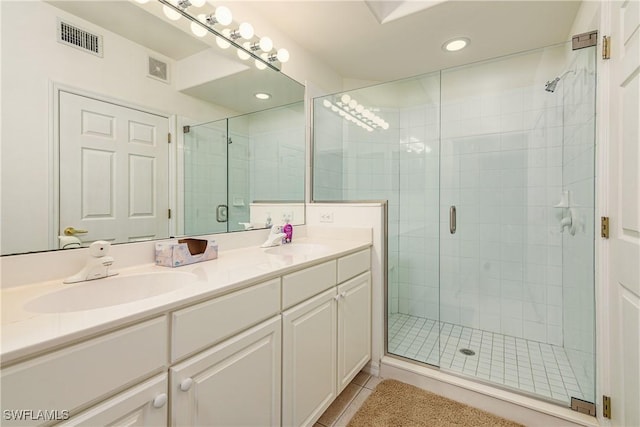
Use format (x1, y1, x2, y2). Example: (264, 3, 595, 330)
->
(64, 226, 88, 236)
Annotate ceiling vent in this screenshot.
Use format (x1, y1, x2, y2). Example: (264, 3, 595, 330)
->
(57, 19, 103, 57)
(148, 56, 170, 83)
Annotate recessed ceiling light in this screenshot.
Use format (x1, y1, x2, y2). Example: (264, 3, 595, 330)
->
(443, 37, 470, 52)
(255, 93, 271, 100)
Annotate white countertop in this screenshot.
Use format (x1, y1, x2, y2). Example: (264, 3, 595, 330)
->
(0, 236, 371, 365)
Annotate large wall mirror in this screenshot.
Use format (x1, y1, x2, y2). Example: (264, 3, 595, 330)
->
(1, 0, 306, 256)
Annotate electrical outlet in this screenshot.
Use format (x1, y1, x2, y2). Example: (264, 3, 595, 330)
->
(320, 212, 334, 223)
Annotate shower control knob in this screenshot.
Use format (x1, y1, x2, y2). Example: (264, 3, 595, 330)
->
(152, 393, 168, 408)
(180, 378, 193, 392)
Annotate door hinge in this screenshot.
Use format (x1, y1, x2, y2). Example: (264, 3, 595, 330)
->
(571, 397, 596, 416)
(168, 133, 172, 144)
(602, 35, 611, 60)
(603, 395, 611, 419)
(168, 208, 172, 219)
(601, 216, 610, 239)
(572, 30, 598, 50)
(183, 125, 191, 133)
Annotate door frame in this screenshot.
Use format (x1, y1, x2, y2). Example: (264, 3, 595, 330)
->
(49, 82, 177, 249)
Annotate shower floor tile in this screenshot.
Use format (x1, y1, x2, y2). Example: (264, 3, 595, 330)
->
(388, 313, 587, 406)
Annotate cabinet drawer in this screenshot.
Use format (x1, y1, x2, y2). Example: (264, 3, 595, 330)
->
(172, 278, 280, 361)
(337, 249, 371, 283)
(0, 317, 167, 425)
(282, 261, 336, 309)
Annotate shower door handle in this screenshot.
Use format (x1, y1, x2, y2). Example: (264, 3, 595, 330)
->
(450, 206, 456, 234)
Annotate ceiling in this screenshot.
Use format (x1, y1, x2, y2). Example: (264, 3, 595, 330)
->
(47, 0, 582, 107)
(244, 0, 582, 84)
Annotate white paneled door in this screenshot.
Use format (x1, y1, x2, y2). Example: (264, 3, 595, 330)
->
(607, 1, 640, 425)
(59, 91, 169, 245)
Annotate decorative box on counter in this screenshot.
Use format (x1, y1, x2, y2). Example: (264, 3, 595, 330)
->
(155, 238, 218, 267)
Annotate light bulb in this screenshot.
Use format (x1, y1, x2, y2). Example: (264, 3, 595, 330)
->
(331, 106, 339, 112)
(259, 36, 273, 52)
(190, 15, 208, 37)
(238, 22, 254, 39)
(341, 94, 351, 104)
(237, 46, 250, 60)
(216, 29, 231, 49)
(323, 100, 331, 108)
(276, 48, 289, 63)
(355, 104, 364, 113)
(134, 0, 150, 3)
(163, 4, 181, 20)
(382, 122, 390, 130)
(215, 6, 232, 25)
(190, 0, 206, 7)
(348, 100, 357, 109)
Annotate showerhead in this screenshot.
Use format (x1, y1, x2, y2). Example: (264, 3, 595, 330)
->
(545, 77, 560, 92)
(544, 69, 576, 93)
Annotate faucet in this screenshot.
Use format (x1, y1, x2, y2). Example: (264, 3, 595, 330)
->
(63, 241, 118, 284)
(260, 225, 287, 248)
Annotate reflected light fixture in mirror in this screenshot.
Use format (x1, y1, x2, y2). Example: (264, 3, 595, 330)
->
(255, 92, 271, 100)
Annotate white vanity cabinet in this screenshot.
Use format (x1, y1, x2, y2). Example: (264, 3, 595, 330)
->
(282, 288, 338, 427)
(58, 374, 168, 427)
(1, 243, 372, 427)
(171, 316, 282, 427)
(337, 272, 371, 393)
(282, 249, 371, 427)
(0, 317, 167, 427)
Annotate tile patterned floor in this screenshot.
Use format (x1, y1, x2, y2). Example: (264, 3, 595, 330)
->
(388, 313, 588, 405)
(315, 371, 382, 427)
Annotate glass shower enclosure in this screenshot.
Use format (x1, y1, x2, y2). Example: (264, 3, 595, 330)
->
(313, 41, 596, 407)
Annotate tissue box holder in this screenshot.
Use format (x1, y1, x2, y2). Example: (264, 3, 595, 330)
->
(155, 239, 218, 267)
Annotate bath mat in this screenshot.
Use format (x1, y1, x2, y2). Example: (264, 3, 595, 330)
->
(346, 379, 524, 427)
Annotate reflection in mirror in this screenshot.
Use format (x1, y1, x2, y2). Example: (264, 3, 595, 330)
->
(183, 101, 306, 236)
(0, 0, 305, 255)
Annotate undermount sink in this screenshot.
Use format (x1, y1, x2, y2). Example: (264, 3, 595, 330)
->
(264, 243, 330, 256)
(24, 271, 198, 313)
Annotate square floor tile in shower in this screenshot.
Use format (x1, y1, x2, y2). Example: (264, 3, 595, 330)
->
(388, 313, 591, 406)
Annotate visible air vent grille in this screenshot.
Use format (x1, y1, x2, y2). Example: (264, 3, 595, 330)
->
(58, 19, 103, 57)
(148, 56, 169, 83)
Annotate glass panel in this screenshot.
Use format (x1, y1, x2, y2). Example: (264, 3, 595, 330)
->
(227, 102, 306, 231)
(439, 42, 596, 405)
(184, 119, 228, 235)
(185, 102, 306, 235)
(312, 41, 596, 408)
(313, 72, 442, 366)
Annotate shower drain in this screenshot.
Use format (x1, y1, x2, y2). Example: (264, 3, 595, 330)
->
(459, 348, 476, 356)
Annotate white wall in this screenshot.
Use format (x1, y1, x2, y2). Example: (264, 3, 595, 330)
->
(0, 1, 234, 255)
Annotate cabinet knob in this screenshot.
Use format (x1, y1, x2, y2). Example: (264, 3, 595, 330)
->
(340, 291, 347, 298)
(180, 378, 194, 392)
(334, 294, 340, 301)
(152, 393, 168, 408)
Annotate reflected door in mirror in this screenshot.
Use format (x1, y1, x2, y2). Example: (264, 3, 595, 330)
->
(59, 91, 170, 246)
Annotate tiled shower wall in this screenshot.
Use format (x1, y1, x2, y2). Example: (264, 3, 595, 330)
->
(438, 83, 567, 345)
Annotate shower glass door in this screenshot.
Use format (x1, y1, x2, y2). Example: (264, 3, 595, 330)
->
(438, 41, 596, 406)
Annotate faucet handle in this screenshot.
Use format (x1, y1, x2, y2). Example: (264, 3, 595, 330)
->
(89, 240, 111, 258)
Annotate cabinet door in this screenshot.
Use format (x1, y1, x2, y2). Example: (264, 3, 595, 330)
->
(170, 316, 281, 427)
(58, 374, 168, 427)
(282, 288, 337, 427)
(337, 272, 371, 393)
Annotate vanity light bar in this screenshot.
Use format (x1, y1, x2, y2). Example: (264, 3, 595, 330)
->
(321, 95, 389, 132)
(155, 0, 288, 71)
